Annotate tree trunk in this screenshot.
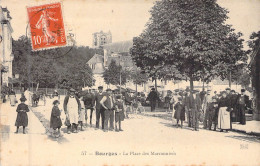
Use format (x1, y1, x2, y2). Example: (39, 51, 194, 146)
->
(202, 80, 205, 91)
(229, 70, 232, 88)
(190, 76, 194, 91)
(36, 82, 39, 92)
(135, 82, 138, 94)
(155, 78, 157, 91)
(135, 82, 138, 101)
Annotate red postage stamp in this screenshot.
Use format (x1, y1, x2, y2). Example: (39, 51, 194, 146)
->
(27, 2, 66, 50)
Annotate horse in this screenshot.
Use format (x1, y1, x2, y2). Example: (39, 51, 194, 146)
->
(32, 93, 40, 107)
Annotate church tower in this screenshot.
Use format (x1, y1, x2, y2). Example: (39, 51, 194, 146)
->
(92, 30, 112, 48)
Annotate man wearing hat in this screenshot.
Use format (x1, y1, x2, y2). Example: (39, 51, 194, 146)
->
(202, 90, 212, 129)
(146, 88, 160, 112)
(187, 89, 202, 131)
(225, 87, 236, 129)
(236, 89, 249, 125)
(184, 88, 192, 127)
(208, 97, 219, 131)
(100, 88, 115, 132)
(63, 88, 81, 134)
(95, 86, 105, 129)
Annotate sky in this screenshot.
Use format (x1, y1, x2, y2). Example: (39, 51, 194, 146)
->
(1, 0, 260, 48)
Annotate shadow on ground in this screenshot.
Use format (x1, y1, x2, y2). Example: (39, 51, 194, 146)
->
(225, 135, 260, 143)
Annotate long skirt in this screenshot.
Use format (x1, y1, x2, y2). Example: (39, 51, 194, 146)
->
(15, 112, 28, 127)
(50, 116, 62, 129)
(10, 95, 17, 106)
(218, 107, 230, 130)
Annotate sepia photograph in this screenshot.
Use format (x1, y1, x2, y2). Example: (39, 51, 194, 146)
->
(0, 0, 260, 165)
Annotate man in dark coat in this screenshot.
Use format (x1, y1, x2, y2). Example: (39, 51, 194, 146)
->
(184, 88, 192, 127)
(83, 89, 95, 126)
(226, 88, 234, 129)
(236, 89, 249, 125)
(188, 90, 202, 131)
(230, 90, 239, 122)
(146, 88, 160, 112)
(100, 89, 115, 132)
(203, 91, 211, 129)
(95, 86, 105, 129)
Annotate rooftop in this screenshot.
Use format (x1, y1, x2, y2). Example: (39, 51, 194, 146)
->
(87, 54, 103, 64)
(103, 40, 133, 53)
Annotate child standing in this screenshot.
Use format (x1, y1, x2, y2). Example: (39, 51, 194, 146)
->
(114, 95, 125, 132)
(50, 100, 62, 138)
(78, 94, 86, 131)
(173, 97, 185, 128)
(208, 97, 219, 131)
(15, 96, 30, 134)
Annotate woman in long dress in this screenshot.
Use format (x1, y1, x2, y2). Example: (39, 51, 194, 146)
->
(173, 97, 185, 128)
(15, 96, 30, 134)
(218, 91, 231, 132)
(50, 100, 62, 137)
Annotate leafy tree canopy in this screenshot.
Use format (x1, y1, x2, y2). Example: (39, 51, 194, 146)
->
(130, 0, 247, 90)
(103, 60, 129, 86)
(12, 36, 103, 89)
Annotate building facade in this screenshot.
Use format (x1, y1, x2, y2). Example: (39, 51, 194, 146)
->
(0, 7, 13, 89)
(87, 54, 105, 89)
(92, 30, 112, 48)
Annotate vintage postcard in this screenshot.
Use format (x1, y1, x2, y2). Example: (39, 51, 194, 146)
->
(0, 0, 260, 166)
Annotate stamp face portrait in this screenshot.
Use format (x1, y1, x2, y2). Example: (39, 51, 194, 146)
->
(27, 2, 66, 50)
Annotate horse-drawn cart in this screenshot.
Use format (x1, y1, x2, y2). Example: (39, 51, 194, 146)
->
(31, 90, 46, 107)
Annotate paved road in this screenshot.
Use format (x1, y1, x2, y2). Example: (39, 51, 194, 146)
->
(1, 96, 260, 166)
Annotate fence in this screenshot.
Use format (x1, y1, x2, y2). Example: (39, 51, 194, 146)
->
(13, 87, 68, 95)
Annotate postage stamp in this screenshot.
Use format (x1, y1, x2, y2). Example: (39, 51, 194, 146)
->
(27, 2, 66, 50)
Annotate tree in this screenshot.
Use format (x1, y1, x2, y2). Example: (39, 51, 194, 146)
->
(248, 31, 260, 118)
(103, 60, 128, 86)
(130, 0, 247, 90)
(130, 69, 149, 92)
(12, 36, 98, 89)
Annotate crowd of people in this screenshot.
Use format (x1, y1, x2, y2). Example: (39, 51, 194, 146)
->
(14, 86, 133, 137)
(12, 85, 250, 137)
(52, 86, 131, 137)
(161, 87, 250, 131)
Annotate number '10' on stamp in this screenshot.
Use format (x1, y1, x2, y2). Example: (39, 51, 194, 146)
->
(27, 2, 67, 50)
